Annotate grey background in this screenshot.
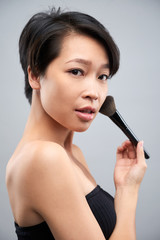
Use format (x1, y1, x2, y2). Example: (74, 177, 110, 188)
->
(0, 0, 160, 239)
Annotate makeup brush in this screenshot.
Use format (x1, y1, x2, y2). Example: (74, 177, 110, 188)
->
(99, 95, 150, 159)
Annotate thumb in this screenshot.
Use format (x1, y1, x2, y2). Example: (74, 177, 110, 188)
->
(137, 141, 145, 163)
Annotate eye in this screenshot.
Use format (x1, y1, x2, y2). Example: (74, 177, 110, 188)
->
(98, 74, 109, 81)
(69, 69, 84, 76)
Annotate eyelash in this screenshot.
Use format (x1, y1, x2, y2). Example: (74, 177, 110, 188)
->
(69, 69, 84, 76)
(98, 74, 110, 81)
(68, 68, 109, 81)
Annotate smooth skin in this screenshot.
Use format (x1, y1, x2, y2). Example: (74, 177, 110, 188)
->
(6, 33, 147, 240)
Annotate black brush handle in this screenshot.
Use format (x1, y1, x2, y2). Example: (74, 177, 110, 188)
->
(110, 111, 150, 159)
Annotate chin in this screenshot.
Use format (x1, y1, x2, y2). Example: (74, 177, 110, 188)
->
(72, 123, 91, 132)
(75, 128, 89, 133)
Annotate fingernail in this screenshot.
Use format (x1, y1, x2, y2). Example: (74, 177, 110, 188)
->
(140, 141, 144, 148)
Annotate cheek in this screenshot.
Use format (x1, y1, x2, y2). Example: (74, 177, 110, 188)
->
(100, 85, 108, 105)
(40, 79, 75, 118)
(40, 80, 60, 115)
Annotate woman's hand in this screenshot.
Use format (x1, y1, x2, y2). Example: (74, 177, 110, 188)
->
(109, 140, 147, 240)
(114, 140, 147, 189)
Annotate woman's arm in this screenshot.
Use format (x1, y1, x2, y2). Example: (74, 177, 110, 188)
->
(109, 140, 147, 240)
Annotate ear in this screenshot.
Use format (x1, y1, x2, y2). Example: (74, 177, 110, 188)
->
(28, 66, 41, 90)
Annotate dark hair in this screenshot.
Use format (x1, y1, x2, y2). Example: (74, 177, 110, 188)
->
(19, 7, 120, 104)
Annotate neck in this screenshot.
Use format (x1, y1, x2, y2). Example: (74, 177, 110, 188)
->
(22, 92, 74, 150)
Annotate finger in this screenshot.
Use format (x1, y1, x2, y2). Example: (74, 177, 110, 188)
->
(137, 141, 146, 165)
(123, 148, 128, 158)
(116, 146, 123, 159)
(117, 142, 128, 159)
(116, 143, 127, 159)
(122, 140, 130, 148)
(127, 142, 136, 159)
(122, 141, 130, 158)
(116, 140, 133, 159)
(121, 140, 136, 159)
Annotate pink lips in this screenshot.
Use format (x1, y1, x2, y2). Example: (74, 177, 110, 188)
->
(75, 106, 96, 121)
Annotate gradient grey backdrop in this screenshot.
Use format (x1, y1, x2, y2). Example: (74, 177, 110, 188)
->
(1, 0, 160, 239)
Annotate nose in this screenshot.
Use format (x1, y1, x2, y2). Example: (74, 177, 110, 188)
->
(82, 80, 99, 101)
(84, 92, 98, 101)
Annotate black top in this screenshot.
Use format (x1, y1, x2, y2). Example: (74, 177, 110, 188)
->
(15, 185, 116, 239)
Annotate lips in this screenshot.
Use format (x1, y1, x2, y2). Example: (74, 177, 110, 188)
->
(75, 107, 96, 121)
(75, 107, 96, 113)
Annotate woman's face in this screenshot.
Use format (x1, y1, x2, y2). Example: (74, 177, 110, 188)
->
(40, 33, 110, 132)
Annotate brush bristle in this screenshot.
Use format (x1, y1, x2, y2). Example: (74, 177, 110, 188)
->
(99, 95, 116, 117)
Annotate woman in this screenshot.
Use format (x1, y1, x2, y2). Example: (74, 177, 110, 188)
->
(6, 7, 147, 240)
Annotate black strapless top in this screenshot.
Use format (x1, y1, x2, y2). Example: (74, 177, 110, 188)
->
(15, 185, 116, 239)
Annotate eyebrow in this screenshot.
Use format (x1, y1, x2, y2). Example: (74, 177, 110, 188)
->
(65, 58, 110, 69)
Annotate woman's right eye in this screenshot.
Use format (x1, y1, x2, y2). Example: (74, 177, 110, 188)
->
(69, 69, 84, 76)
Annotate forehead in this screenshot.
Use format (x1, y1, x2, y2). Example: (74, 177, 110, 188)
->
(59, 33, 109, 62)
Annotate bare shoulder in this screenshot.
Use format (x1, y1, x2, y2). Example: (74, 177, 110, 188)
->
(22, 140, 79, 195)
(28, 140, 68, 160)
(6, 140, 71, 193)
(22, 141, 74, 187)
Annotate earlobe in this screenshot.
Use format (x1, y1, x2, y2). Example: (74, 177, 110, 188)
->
(28, 66, 41, 90)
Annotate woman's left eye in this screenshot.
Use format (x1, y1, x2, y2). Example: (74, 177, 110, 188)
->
(98, 74, 109, 81)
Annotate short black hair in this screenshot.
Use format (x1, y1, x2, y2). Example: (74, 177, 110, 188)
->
(19, 7, 120, 104)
